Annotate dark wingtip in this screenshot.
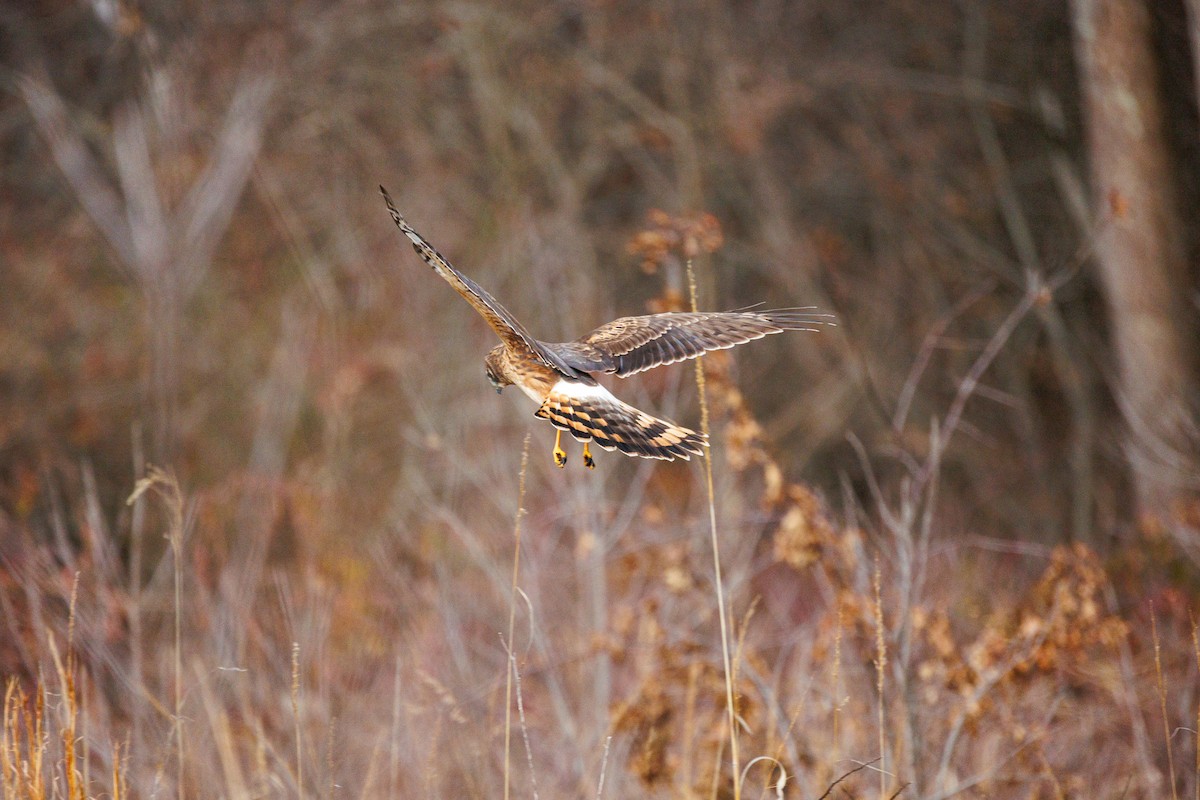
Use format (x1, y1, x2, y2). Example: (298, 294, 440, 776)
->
(379, 186, 409, 232)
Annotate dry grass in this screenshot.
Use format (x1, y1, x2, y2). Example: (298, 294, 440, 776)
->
(3, 209, 1194, 797)
(3, 1, 1200, 798)
(1, 405, 1196, 798)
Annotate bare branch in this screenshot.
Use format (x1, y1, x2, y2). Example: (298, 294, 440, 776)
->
(177, 69, 277, 295)
(816, 759, 879, 800)
(18, 71, 137, 273)
(113, 103, 170, 281)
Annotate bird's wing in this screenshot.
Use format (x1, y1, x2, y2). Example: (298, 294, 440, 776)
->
(380, 186, 582, 379)
(568, 309, 833, 377)
(535, 379, 706, 461)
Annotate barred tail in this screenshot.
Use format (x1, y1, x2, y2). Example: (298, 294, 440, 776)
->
(535, 381, 707, 462)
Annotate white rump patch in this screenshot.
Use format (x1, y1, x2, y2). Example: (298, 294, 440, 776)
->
(548, 379, 619, 403)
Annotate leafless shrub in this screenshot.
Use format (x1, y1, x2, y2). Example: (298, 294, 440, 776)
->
(2, 2, 1199, 798)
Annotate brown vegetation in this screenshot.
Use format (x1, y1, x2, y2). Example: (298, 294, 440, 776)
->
(2, 1, 1199, 797)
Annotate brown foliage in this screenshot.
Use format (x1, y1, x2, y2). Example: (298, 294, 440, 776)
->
(2, 1, 1199, 797)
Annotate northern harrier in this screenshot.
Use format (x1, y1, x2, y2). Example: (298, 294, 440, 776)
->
(381, 186, 829, 469)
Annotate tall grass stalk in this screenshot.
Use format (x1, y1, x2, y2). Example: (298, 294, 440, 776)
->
(390, 656, 402, 797)
(113, 740, 125, 800)
(129, 425, 146, 776)
(504, 435, 532, 800)
(686, 259, 740, 799)
(195, 660, 249, 797)
(324, 717, 335, 800)
(292, 642, 304, 799)
(171, 489, 184, 800)
(62, 575, 82, 800)
(681, 660, 701, 789)
(127, 467, 187, 800)
(833, 600, 844, 760)
(874, 560, 887, 800)
(595, 735, 613, 800)
(1152, 608, 1178, 800)
(509, 635, 541, 800)
(1191, 613, 1200, 800)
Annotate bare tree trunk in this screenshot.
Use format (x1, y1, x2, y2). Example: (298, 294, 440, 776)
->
(1071, 0, 1198, 532)
(1187, 0, 1200, 109)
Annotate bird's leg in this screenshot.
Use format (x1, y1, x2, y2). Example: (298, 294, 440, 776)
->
(582, 441, 595, 470)
(553, 429, 567, 468)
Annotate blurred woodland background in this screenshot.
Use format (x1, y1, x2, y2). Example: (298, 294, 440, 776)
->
(2, 0, 1200, 797)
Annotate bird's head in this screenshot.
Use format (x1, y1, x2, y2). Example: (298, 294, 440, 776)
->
(484, 347, 511, 394)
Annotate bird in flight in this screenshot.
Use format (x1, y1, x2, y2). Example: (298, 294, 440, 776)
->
(380, 186, 830, 469)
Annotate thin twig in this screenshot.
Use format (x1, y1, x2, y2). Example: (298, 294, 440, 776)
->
(504, 435, 532, 800)
(510, 640, 541, 800)
(687, 259, 741, 800)
(919, 273, 1042, 489)
(892, 281, 996, 433)
(595, 735, 613, 800)
(816, 759, 879, 800)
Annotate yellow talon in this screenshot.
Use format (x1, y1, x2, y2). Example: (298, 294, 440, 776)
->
(583, 441, 595, 470)
(553, 429, 567, 468)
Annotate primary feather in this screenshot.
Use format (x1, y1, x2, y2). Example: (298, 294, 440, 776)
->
(558, 309, 833, 377)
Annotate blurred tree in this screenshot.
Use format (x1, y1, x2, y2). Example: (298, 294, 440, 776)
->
(18, 52, 275, 462)
(1072, 0, 1199, 538)
(1, 0, 1196, 558)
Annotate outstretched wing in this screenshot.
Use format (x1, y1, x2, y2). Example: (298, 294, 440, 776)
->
(562, 309, 833, 377)
(535, 379, 707, 461)
(380, 186, 584, 379)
